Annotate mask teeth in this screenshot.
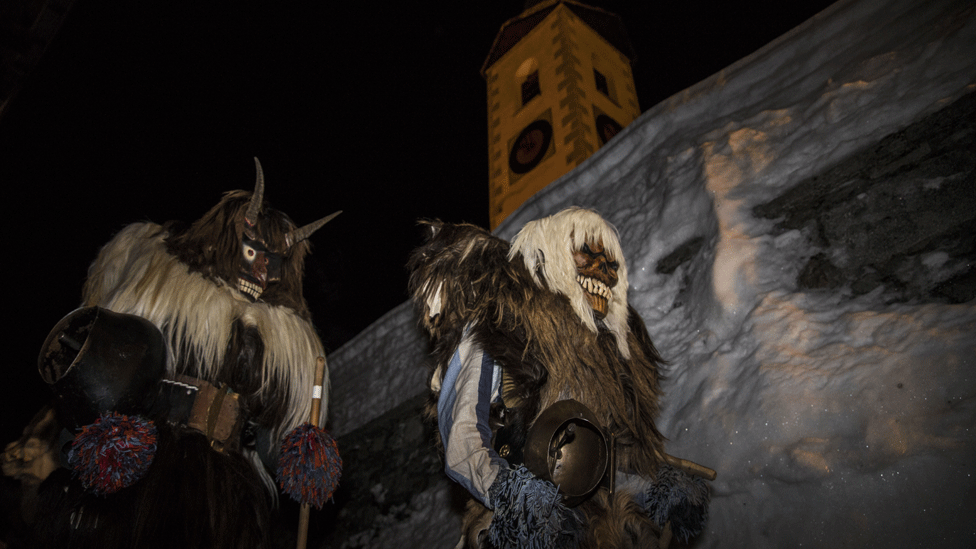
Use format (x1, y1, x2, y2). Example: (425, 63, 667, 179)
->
(238, 278, 263, 300)
(576, 275, 612, 300)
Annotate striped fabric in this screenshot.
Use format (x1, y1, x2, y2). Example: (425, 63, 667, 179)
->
(436, 329, 508, 505)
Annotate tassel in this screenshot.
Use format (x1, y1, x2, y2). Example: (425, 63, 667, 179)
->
(277, 423, 342, 509)
(640, 464, 710, 542)
(68, 412, 158, 495)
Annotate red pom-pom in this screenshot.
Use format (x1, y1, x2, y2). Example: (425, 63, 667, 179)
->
(68, 412, 157, 495)
(277, 423, 342, 508)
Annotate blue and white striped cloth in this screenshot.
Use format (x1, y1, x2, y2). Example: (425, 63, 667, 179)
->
(435, 329, 508, 505)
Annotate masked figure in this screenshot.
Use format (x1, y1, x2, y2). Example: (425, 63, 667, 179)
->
(4, 159, 340, 549)
(82, 158, 339, 452)
(408, 208, 711, 549)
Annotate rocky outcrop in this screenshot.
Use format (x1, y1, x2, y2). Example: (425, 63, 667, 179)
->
(754, 91, 975, 303)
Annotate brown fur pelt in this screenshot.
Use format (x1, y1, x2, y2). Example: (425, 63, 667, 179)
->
(575, 487, 665, 549)
(406, 220, 532, 391)
(408, 218, 669, 547)
(478, 293, 667, 474)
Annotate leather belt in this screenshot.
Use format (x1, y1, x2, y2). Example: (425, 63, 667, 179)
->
(156, 375, 244, 453)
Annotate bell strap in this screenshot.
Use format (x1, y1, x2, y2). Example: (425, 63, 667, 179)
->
(156, 375, 244, 453)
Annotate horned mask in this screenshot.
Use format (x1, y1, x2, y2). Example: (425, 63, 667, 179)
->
(238, 158, 340, 300)
(164, 158, 340, 311)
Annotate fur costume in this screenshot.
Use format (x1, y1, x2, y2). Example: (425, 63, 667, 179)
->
(408, 209, 709, 549)
(83, 218, 326, 448)
(6, 160, 338, 549)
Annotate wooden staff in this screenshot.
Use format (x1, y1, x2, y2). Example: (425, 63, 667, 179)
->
(297, 356, 326, 549)
(664, 453, 717, 481)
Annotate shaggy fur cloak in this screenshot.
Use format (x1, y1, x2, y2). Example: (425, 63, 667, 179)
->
(83, 220, 327, 445)
(408, 216, 670, 548)
(21, 189, 330, 549)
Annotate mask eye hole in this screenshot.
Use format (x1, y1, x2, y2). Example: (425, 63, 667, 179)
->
(243, 242, 257, 263)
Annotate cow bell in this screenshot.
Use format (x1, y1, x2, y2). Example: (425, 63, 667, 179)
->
(38, 307, 167, 430)
(524, 399, 609, 507)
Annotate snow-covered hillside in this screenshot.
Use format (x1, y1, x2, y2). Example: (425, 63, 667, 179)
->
(326, 0, 976, 546)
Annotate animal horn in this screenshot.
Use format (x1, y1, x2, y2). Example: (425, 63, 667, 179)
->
(286, 211, 342, 248)
(245, 157, 266, 226)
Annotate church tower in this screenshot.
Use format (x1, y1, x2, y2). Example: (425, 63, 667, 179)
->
(483, 0, 640, 229)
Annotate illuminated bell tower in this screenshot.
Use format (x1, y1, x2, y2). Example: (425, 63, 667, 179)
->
(483, 0, 640, 229)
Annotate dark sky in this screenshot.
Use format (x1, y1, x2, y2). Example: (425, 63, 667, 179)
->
(1, 0, 836, 438)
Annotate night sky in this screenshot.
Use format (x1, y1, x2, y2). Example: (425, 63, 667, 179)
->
(0, 0, 836, 439)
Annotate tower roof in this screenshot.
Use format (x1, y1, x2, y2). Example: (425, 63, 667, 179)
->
(481, 0, 637, 77)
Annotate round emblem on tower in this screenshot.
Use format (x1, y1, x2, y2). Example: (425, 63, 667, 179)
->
(509, 119, 553, 174)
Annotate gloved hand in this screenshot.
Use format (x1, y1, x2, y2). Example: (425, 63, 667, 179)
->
(484, 465, 583, 549)
(637, 464, 710, 543)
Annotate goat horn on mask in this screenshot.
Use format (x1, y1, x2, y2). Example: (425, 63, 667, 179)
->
(247, 157, 341, 248)
(286, 210, 342, 249)
(245, 157, 266, 229)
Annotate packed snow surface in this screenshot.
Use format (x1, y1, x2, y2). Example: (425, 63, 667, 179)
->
(328, 0, 976, 545)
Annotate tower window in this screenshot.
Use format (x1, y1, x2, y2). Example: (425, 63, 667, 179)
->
(521, 71, 541, 106)
(594, 68, 609, 97)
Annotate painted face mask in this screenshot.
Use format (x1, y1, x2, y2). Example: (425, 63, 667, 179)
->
(235, 158, 340, 301)
(238, 237, 282, 300)
(572, 238, 618, 320)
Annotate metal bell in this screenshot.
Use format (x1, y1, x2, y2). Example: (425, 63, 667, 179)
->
(524, 399, 609, 507)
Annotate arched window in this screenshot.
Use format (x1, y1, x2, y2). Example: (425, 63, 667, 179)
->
(516, 58, 540, 106)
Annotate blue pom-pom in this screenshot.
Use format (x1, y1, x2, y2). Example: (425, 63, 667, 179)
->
(486, 466, 583, 549)
(277, 423, 342, 508)
(640, 464, 710, 542)
(68, 412, 157, 495)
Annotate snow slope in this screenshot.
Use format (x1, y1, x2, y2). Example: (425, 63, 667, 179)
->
(327, 0, 976, 545)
